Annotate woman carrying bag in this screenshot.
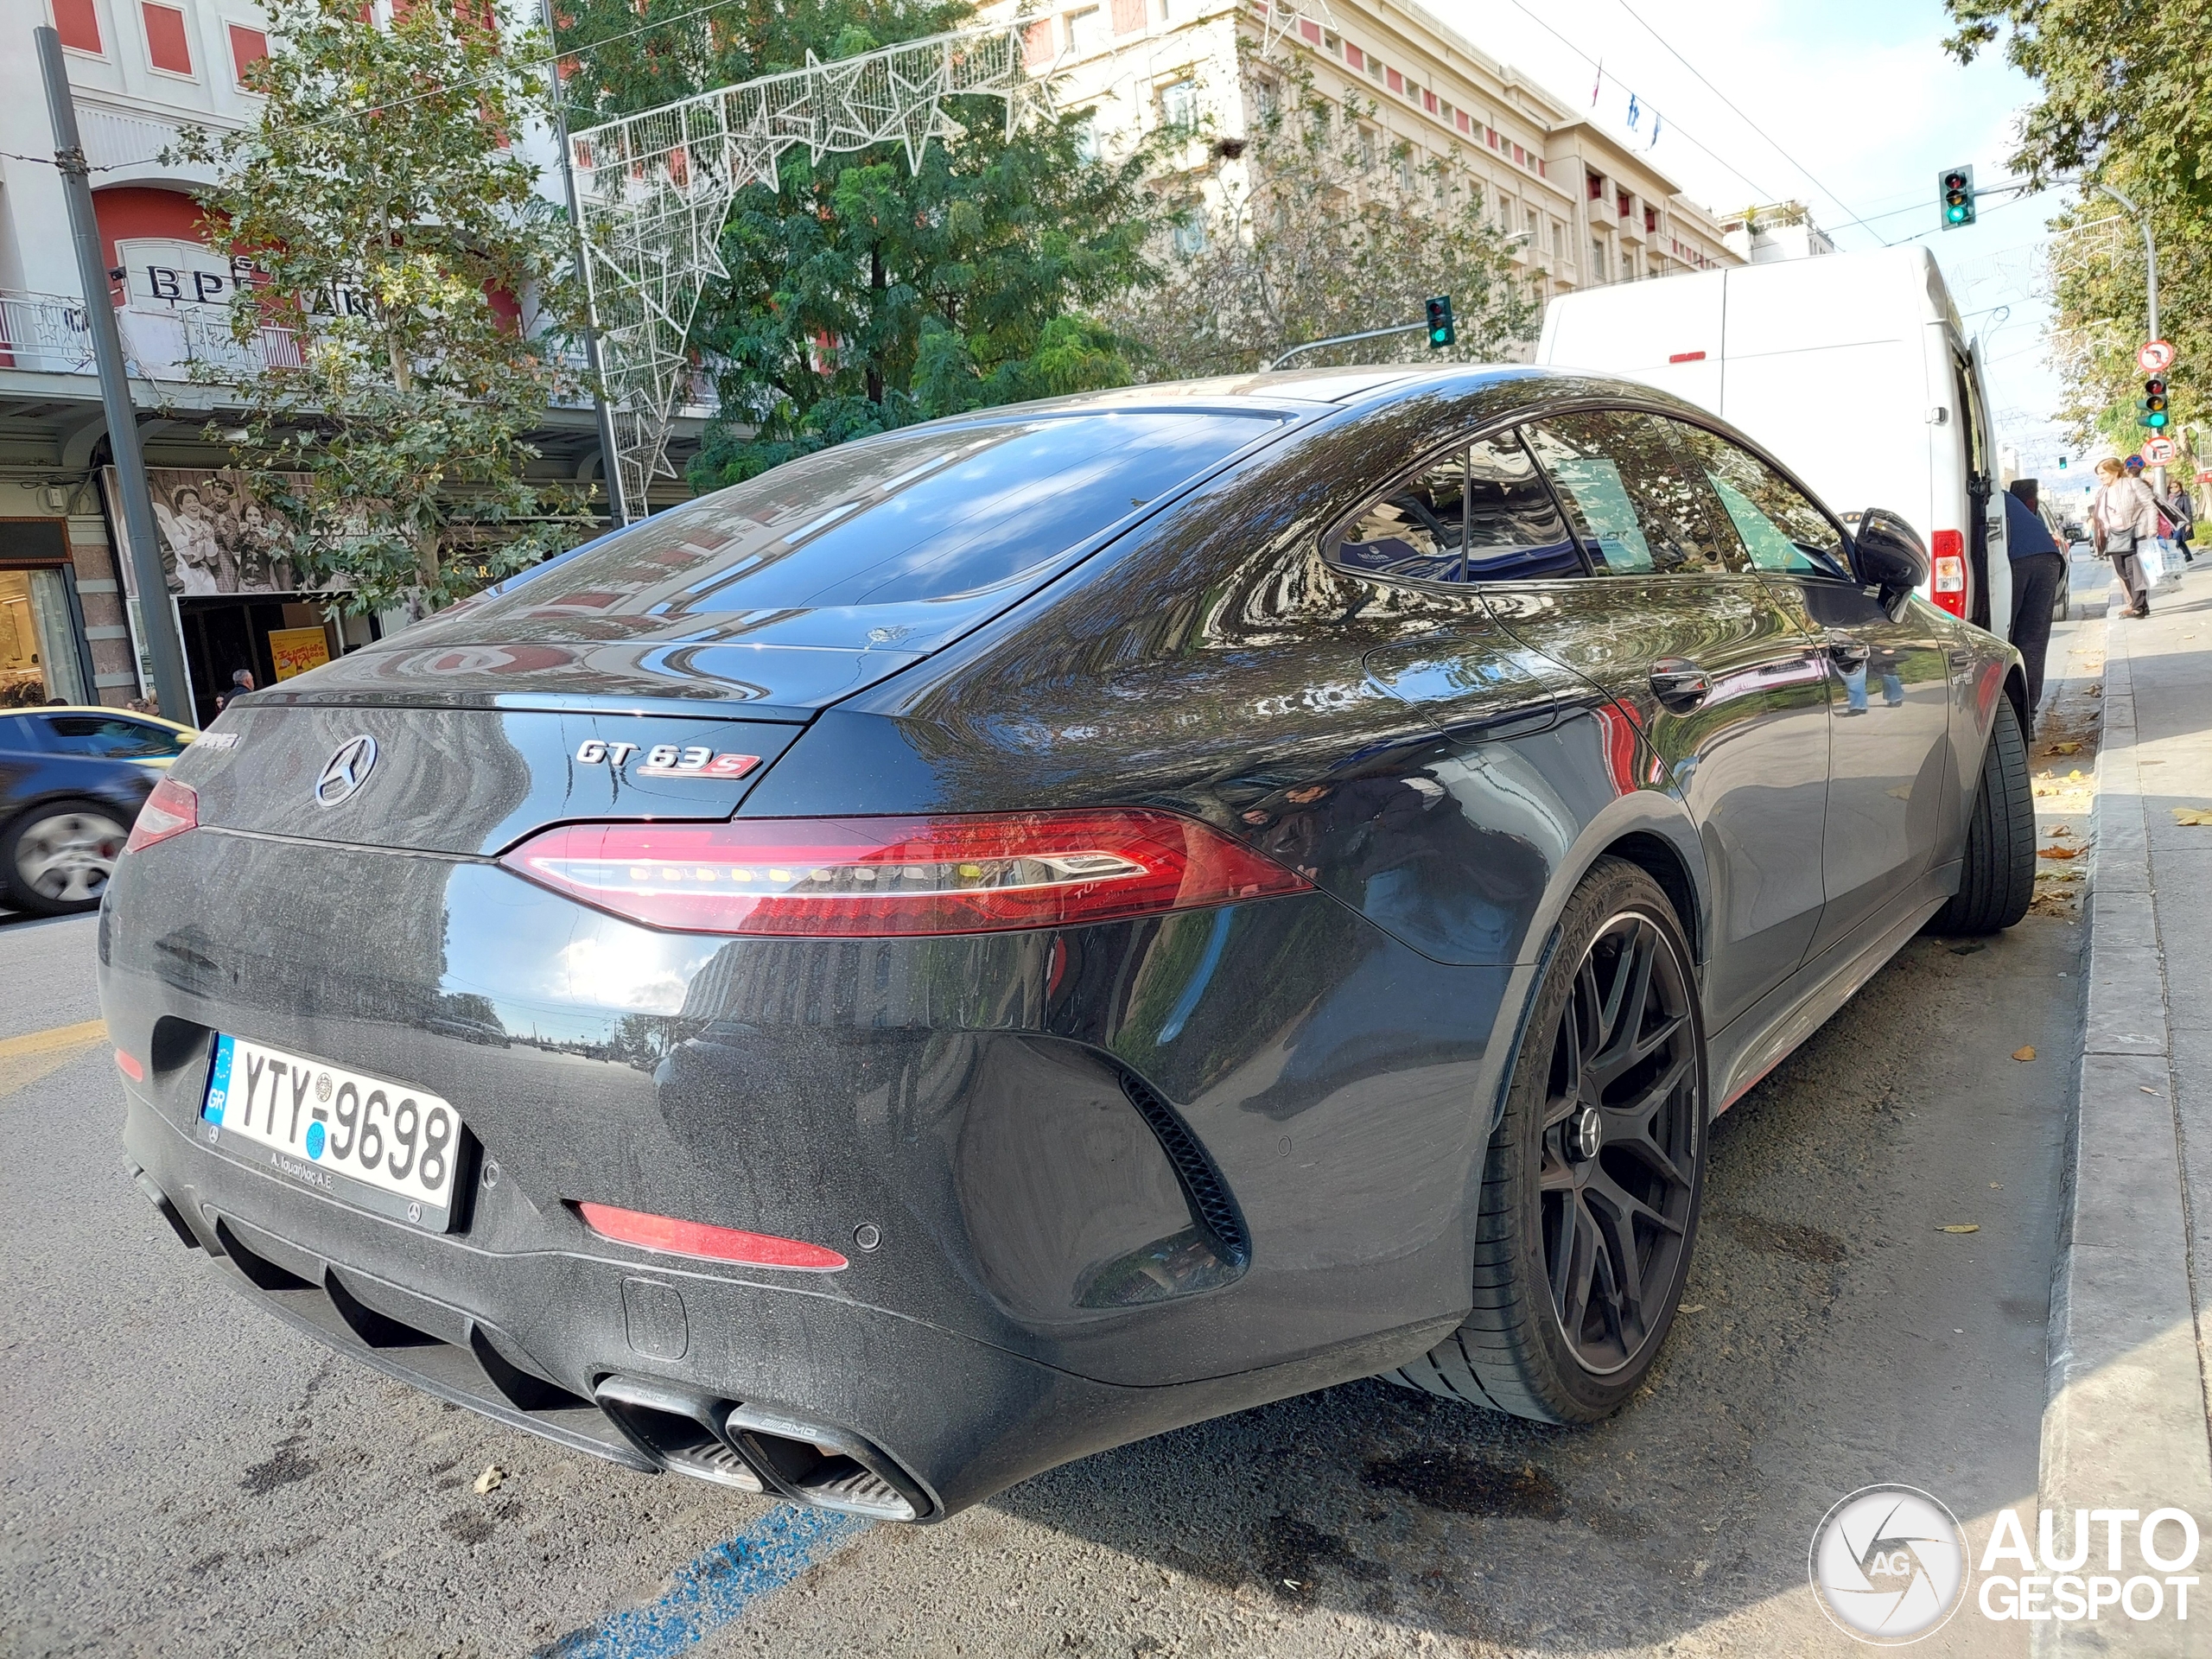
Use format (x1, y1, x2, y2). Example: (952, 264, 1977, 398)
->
(2092, 456, 2162, 618)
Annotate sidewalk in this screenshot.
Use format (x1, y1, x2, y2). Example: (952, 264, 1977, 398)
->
(2042, 553, 2212, 1657)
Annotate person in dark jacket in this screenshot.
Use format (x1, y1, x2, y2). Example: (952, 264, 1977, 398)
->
(2005, 478, 2067, 721)
(2165, 478, 2196, 563)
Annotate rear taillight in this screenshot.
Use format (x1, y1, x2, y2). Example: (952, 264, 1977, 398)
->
(1929, 530, 1967, 617)
(577, 1202, 848, 1270)
(124, 778, 197, 854)
(499, 809, 1312, 937)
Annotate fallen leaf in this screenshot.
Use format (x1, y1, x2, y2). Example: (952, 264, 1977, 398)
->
(2142, 1086, 2163, 1096)
(2087, 684, 2103, 696)
(1939, 1224, 1981, 1234)
(1676, 1304, 1707, 1313)
(2048, 741, 2082, 754)
(473, 1465, 504, 1495)
(2050, 823, 2072, 836)
(1990, 1182, 2003, 1189)
(2069, 769, 2085, 781)
(2174, 807, 2212, 827)
(2013, 1046, 2037, 1061)
(2037, 846, 2081, 860)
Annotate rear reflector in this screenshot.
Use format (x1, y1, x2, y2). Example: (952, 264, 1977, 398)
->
(577, 1202, 849, 1271)
(1929, 530, 1968, 618)
(124, 777, 197, 854)
(115, 1049, 144, 1082)
(501, 809, 1312, 937)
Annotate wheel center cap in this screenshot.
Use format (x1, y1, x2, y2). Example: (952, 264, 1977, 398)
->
(1573, 1106, 1603, 1160)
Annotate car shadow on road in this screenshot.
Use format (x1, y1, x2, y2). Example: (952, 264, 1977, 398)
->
(976, 920, 2081, 1650)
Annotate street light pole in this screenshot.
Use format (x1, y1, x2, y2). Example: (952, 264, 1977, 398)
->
(537, 0, 631, 527)
(2098, 181, 2168, 496)
(35, 26, 194, 721)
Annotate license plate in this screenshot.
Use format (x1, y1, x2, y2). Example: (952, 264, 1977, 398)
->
(201, 1035, 461, 1231)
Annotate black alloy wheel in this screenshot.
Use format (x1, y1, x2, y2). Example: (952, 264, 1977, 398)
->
(1383, 857, 1707, 1422)
(1927, 694, 2034, 935)
(1538, 909, 1700, 1376)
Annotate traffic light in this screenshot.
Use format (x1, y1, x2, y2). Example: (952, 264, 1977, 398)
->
(1939, 166, 1976, 229)
(1425, 295, 1455, 348)
(2141, 378, 2170, 429)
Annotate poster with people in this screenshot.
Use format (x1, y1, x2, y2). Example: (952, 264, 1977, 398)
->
(101, 467, 345, 598)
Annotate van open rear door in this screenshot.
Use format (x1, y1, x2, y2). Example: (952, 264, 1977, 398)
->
(1967, 339, 2011, 639)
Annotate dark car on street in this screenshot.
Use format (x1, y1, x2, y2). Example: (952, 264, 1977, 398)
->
(2, 706, 196, 915)
(101, 368, 2034, 1522)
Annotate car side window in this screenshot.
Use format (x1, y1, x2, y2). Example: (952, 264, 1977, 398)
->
(1671, 425, 1853, 579)
(1522, 410, 1749, 576)
(38, 715, 187, 760)
(0, 715, 34, 752)
(1337, 451, 1469, 582)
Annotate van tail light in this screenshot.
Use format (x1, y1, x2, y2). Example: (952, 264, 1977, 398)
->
(1929, 530, 1968, 618)
(499, 809, 1313, 937)
(124, 777, 197, 854)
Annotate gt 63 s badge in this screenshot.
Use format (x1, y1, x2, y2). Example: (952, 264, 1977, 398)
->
(575, 740, 759, 779)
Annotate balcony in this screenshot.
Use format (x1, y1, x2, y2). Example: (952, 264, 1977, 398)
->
(0, 289, 301, 383)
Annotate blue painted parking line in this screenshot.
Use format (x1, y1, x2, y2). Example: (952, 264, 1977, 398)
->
(536, 1506, 871, 1659)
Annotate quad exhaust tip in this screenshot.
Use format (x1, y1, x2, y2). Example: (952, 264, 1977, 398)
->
(594, 1375, 930, 1521)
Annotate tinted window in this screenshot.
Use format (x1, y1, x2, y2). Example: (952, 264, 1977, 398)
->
(1524, 410, 1746, 576)
(471, 412, 1285, 627)
(0, 715, 33, 752)
(40, 715, 188, 759)
(1338, 452, 1468, 581)
(1334, 432, 1580, 584)
(1673, 427, 1851, 578)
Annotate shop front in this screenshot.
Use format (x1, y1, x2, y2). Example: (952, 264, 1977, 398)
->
(0, 519, 93, 709)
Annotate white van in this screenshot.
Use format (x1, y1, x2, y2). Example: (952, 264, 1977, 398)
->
(1535, 245, 2011, 639)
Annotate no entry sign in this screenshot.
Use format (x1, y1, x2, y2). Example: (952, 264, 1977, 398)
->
(2139, 339, 2177, 373)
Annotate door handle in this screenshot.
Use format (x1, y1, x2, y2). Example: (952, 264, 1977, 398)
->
(1648, 658, 1710, 711)
(1824, 634, 1872, 671)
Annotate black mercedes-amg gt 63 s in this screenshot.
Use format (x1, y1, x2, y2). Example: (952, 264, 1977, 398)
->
(102, 367, 2033, 1522)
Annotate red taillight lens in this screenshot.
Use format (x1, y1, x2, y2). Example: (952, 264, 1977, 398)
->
(114, 1049, 144, 1082)
(577, 1201, 848, 1271)
(1929, 530, 1967, 617)
(499, 809, 1312, 937)
(124, 777, 197, 854)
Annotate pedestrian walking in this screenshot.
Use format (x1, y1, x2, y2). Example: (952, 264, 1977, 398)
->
(213, 668, 254, 713)
(2164, 476, 2196, 564)
(2090, 456, 2161, 619)
(2004, 479, 2068, 718)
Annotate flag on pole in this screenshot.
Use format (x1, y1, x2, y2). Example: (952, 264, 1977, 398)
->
(1626, 93, 1641, 132)
(1649, 111, 1662, 150)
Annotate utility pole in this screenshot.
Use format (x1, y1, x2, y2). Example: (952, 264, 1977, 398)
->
(537, 0, 631, 527)
(2099, 181, 2167, 496)
(36, 26, 194, 721)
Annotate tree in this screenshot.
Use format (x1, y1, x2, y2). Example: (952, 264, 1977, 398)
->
(1945, 0, 2212, 213)
(552, 4, 1165, 488)
(173, 0, 594, 615)
(1105, 54, 1541, 377)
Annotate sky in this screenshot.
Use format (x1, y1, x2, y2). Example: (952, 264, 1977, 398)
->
(1419, 0, 2113, 491)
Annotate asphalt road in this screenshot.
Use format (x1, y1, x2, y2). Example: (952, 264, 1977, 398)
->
(4, 855, 2091, 1655)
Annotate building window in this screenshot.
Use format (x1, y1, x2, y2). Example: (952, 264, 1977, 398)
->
(1110, 0, 1146, 33)
(1455, 109, 1471, 135)
(1552, 218, 1564, 257)
(1067, 6, 1105, 56)
(1525, 205, 1539, 238)
(1023, 19, 1053, 67)
(1344, 42, 1363, 70)
(1386, 67, 1403, 94)
(228, 23, 268, 86)
(1172, 216, 1206, 256)
(1073, 111, 1099, 162)
(54, 0, 102, 54)
(1397, 153, 1415, 194)
(1643, 204, 1658, 233)
(1589, 238, 1606, 281)
(1357, 125, 1376, 171)
(1618, 188, 1631, 218)
(0, 563, 92, 707)
(1159, 78, 1199, 135)
(142, 1, 191, 73)
(1586, 168, 1604, 202)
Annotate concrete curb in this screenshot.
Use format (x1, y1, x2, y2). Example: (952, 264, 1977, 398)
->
(2038, 595, 2212, 1656)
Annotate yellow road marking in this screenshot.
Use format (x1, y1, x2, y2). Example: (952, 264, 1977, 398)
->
(0, 1020, 109, 1103)
(0, 1019, 106, 1060)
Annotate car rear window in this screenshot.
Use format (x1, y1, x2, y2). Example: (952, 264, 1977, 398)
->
(476, 411, 1285, 626)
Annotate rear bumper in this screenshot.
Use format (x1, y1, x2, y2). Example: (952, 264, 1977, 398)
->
(124, 1090, 1453, 1518)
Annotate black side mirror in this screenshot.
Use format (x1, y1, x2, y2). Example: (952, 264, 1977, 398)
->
(1852, 508, 1929, 613)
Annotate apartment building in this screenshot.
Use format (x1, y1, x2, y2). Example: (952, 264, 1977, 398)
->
(0, 0, 651, 718)
(989, 0, 1739, 305)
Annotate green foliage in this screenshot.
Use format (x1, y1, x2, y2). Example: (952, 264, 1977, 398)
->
(554, 1, 1160, 488)
(1946, 0, 2212, 212)
(1106, 54, 1540, 376)
(170, 0, 593, 615)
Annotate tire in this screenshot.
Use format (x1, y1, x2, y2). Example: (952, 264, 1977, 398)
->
(1384, 857, 1707, 1423)
(1927, 695, 2034, 936)
(3, 799, 130, 916)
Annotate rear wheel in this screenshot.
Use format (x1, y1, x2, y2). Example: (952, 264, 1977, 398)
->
(1385, 857, 1706, 1422)
(1928, 696, 2033, 935)
(3, 799, 129, 915)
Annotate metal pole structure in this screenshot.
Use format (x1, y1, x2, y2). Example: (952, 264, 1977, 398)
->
(2099, 181, 2166, 495)
(36, 26, 194, 721)
(537, 0, 631, 527)
(1269, 321, 1427, 371)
